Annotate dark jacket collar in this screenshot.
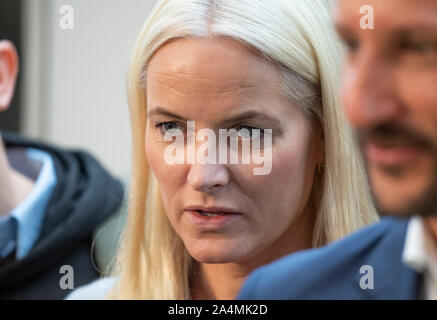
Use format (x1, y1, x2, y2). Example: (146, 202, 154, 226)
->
(354, 217, 423, 299)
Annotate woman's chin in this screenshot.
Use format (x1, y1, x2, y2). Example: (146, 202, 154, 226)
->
(187, 243, 250, 264)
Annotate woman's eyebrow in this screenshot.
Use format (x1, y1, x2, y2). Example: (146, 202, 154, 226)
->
(148, 106, 280, 125)
(148, 106, 187, 121)
(221, 110, 280, 125)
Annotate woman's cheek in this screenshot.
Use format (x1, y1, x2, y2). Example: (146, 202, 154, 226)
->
(270, 141, 311, 202)
(146, 134, 167, 173)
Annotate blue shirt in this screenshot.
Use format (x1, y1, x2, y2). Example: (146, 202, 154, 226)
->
(0, 148, 57, 260)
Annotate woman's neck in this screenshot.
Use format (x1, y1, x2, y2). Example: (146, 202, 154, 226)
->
(190, 263, 250, 300)
(191, 206, 315, 300)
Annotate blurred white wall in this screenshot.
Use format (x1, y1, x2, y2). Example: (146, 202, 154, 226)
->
(21, 0, 159, 178)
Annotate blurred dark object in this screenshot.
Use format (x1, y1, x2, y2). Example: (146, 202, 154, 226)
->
(0, 131, 125, 299)
(0, 0, 21, 133)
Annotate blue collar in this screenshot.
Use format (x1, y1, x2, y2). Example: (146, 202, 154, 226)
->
(4, 148, 57, 259)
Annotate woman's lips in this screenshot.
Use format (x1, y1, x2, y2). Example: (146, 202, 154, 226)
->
(185, 210, 241, 229)
(365, 141, 425, 167)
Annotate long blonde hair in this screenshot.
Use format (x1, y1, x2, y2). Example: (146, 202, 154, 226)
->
(110, 0, 378, 299)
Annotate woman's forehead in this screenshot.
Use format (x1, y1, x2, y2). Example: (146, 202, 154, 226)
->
(146, 37, 280, 94)
(145, 37, 301, 124)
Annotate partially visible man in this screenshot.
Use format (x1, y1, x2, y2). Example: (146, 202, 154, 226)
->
(238, 0, 437, 299)
(0, 40, 124, 299)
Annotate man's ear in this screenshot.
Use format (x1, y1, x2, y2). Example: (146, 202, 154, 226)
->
(0, 40, 19, 111)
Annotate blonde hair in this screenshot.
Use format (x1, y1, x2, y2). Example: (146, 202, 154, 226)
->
(110, 0, 379, 299)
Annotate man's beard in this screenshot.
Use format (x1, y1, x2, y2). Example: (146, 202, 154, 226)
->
(369, 164, 437, 218)
(357, 124, 437, 218)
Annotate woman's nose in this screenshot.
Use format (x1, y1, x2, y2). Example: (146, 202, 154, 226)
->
(187, 163, 230, 193)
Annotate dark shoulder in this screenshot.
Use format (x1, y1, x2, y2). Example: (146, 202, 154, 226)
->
(239, 217, 409, 299)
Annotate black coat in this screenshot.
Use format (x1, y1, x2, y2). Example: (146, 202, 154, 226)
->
(0, 131, 124, 299)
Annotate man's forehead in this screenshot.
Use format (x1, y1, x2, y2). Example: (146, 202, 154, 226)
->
(335, 0, 437, 30)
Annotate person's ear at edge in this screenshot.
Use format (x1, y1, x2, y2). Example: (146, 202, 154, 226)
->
(0, 40, 19, 112)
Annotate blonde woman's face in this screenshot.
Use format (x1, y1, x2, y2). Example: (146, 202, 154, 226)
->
(145, 38, 323, 264)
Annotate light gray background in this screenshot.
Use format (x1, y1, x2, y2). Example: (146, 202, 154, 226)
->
(21, 0, 159, 178)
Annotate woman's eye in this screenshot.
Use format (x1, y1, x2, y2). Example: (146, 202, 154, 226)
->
(155, 122, 183, 135)
(236, 126, 263, 139)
